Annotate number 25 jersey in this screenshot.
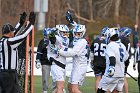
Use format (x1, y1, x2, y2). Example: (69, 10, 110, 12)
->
(90, 36, 106, 67)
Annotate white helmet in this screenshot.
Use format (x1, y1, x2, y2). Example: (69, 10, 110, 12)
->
(72, 24, 86, 39)
(56, 24, 69, 38)
(106, 28, 119, 44)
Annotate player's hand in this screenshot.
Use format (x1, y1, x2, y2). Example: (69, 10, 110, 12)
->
(35, 59, 41, 69)
(133, 65, 136, 70)
(19, 12, 27, 25)
(29, 12, 36, 25)
(49, 57, 54, 63)
(66, 11, 73, 24)
(107, 66, 115, 77)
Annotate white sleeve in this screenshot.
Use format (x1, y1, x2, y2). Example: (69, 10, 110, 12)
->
(59, 40, 87, 57)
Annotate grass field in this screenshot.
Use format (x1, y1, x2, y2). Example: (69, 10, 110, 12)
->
(34, 76, 139, 93)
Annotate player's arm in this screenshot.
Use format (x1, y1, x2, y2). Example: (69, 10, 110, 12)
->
(106, 45, 116, 77)
(90, 40, 94, 61)
(59, 40, 87, 57)
(36, 40, 44, 60)
(35, 40, 44, 69)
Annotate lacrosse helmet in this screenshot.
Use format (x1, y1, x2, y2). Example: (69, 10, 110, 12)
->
(72, 24, 86, 39)
(43, 28, 52, 37)
(56, 24, 69, 38)
(106, 28, 119, 44)
(119, 27, 132, 37)
(101, 27, 109, 36)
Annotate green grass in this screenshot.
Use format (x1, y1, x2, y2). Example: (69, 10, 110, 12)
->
(34, 76, 139, 93)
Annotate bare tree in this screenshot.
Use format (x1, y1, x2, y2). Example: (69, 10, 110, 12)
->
(0, 0, 1, 18)
(47, 0, 51, 27)
(77, 0, 80, 22)
(88, 0, 93, 21)
(67, 2, 95, 23)
(95, 0, 114, 18)
(114, 0, 121, 22)
(136, 0, 140, 25)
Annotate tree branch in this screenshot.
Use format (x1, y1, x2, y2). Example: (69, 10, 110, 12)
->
(67, 3, 95, 23)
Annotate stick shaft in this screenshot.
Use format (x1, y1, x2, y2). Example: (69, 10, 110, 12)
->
(126, 72, 137, 81)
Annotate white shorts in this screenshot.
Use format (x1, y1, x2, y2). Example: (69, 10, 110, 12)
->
(68, 64, 87, 86)
(98, 76, 124, 92)
(51, 64, 66, 82)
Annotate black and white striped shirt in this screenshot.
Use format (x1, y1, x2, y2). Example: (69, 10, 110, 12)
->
(0, 23, 33, 70)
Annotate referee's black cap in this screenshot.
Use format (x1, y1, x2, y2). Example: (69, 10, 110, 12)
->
(2, 23, 15, 35)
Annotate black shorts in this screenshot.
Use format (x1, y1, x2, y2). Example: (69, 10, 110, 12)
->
(93, 66, 105, 76)
(0, 70, 20, 93)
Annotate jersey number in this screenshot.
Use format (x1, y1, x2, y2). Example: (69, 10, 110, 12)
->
(94, 43, 106, 56)
(119, 48, 124, 62)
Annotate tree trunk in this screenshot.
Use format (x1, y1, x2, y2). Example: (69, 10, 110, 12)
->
(88, 0, 93, 21)
(114, 0, 121, 23)
(0, 0, 1, 19)
(77, 0, 80, 23)
(47, 0, 51, 27)
(136, 0, 140, 26)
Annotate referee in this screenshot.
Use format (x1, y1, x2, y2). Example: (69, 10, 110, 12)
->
(133, 41, 140, 93)
(0, 12, 35, 93)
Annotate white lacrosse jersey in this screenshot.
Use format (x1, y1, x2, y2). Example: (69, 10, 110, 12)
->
(47, 35, 69, 65)
(59, 38, 88, 65)
(59, 38, 88, 85)
(104, 41, 129, 77)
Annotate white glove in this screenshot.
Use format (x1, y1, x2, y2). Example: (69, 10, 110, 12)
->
(107, 66, 115, 77)
(35, 59, 41, 69)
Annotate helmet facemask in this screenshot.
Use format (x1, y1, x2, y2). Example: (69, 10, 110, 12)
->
(59, 31, 69, 38)
(56, 24, 69, 38)
(72, 24, 86, 39)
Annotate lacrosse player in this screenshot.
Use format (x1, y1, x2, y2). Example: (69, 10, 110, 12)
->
(44, 25, 69, 93)
(119, 27, 132, 93)
(35, 28, 52, 93)
(90, 27, 108, 92)
(57, 24, 88, 93)
(97, 28, 129, 93)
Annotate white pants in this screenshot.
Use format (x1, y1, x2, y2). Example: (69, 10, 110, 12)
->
(51, 64, 66, 82)
(68, 64, 87, 86)
(98, 76, 124, 92)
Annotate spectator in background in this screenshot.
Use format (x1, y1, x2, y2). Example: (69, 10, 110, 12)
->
(35, 28, 52, 93)
(133, 41, 140, 93)
(133, 24, 139, 49)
